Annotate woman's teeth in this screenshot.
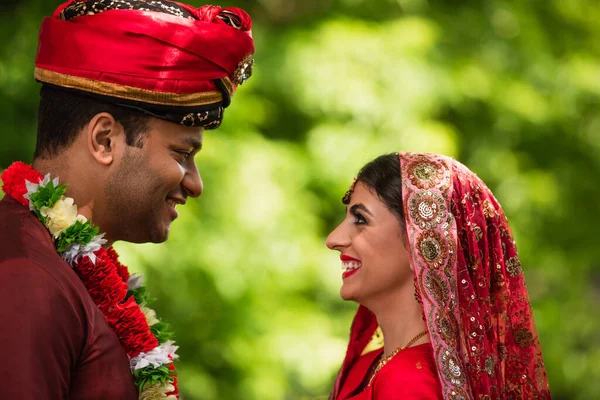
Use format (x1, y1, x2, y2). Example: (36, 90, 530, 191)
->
(342, 261, 361, 273)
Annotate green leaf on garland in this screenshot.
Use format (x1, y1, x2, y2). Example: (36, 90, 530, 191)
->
(55, 220, 100, 253)
(133, 364, 174, 391)
(151, 321, 174, 343)
(29, 181, 67, 210)
(127, 288, 174, 342)
(129, 286, 155, 306)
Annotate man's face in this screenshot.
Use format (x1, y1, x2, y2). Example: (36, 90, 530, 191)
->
(105, 118, 203, 243)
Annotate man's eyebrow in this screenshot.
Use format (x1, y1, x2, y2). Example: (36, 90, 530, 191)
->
(347, 203, 373, 216)
(181, 136, 202, 151)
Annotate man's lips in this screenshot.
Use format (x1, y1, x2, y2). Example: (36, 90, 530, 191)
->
(166, 197, 186, 219)
(167, 196, 186, 207)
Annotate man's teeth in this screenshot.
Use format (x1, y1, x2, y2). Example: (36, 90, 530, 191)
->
(342, 261, 361, 272)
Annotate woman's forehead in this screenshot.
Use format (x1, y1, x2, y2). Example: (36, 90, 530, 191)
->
(347, 183, 388, 212)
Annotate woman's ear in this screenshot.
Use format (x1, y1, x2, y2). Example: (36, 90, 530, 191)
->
(401, 226, 410, 249)
(401, 228, 415, 271)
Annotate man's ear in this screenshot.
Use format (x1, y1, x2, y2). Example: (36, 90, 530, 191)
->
(86, 112, 124, 165)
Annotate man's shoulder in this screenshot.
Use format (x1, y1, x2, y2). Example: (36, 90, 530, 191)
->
(0, 195, 64, 264)
(0, 196, 89, 309)
(0, 256, 77, 301)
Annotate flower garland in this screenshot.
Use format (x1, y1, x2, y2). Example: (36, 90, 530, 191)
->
(1, 162, 179, 399)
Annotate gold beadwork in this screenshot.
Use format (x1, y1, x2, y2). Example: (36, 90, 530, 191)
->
(342, 176, 358, 204)
(232, 54, 254, 85)
(414, 163, 436, 181)
(506, 256, 523, 277)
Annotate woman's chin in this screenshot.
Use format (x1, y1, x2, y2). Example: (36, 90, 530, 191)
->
(340, 284, 359, 302)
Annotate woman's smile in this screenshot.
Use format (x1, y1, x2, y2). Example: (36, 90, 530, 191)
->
(341, 254, 362, 279)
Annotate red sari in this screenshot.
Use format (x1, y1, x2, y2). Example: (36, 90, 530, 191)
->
(338, 343, 442, 399)
(331, 153, 551, 400)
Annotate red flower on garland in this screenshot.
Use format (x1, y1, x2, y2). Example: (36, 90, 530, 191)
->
(1, 162, 42, 206)
(106, 296, 158, 358)
(166, 363, 179, 396)
(107, 246, 131, 282)
(73, 248, 128, 312)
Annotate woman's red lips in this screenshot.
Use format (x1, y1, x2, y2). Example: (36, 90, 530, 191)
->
(342, 268, 360, 279)
(340, 254, 361, 279)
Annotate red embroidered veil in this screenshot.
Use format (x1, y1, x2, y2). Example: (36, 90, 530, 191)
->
(331, 152, 551, 399)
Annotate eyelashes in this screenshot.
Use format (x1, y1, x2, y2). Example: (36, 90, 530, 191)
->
(352, 211, 367, 225)
(174, 150, 193, 162)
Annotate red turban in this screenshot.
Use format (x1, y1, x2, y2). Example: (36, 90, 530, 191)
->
(35, 0, 255, 128)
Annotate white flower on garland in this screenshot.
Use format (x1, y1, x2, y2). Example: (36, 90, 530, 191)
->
(23, 174, 56, 211)
(139, 382, 177, 400)
(130, 340, 179, 371)
(40, 197, 86, 238)
(127, 273, 144, 291)
(141, 304, 160, 327)
(62, 234, 107, 265)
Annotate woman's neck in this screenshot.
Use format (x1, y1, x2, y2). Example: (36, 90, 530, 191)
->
(370, 290, 428, 357)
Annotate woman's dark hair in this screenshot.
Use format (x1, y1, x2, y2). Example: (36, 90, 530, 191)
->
(34, 85, 151, 159)
(352, 153, 405, 224)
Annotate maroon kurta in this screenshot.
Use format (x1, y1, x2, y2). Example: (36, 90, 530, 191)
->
(0, 195, 137, 399)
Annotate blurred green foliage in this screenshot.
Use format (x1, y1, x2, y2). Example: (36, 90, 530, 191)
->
(1, 0, 599, 398)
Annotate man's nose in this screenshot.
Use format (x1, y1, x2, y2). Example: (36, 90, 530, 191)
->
(183, 163, 203, 198)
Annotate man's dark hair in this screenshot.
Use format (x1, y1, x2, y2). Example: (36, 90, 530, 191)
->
(356, 153, 405, 224)
(35, 85, 152, 158)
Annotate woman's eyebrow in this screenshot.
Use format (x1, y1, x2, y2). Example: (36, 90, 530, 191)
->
(348, 203, 373, 216)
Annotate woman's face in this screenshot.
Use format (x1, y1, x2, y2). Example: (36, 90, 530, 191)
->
(326, 182, 413, 305)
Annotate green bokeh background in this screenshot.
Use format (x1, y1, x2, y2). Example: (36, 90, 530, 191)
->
(1, 0, 599, 399)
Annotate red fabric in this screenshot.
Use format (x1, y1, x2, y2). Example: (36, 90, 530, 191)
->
(332, 306, 378, 397)
(337, 348, 380, 399)
(36, 6, 254, 94)
(338, 344, 442, 400)
(185, 5, 252, 30)
(0, 195, 137, 399)
(331, 153, 551, 400)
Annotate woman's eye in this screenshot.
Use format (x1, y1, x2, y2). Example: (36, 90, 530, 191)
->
(352, 212, 367, 225)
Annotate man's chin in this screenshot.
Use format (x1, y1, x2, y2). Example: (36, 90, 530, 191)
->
(149, 226, 170, 243)
(123, 224, 170, 244)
